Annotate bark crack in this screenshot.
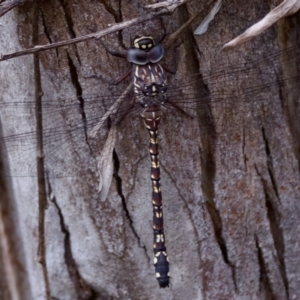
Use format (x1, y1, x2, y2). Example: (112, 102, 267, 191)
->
(99, 0, 122, 23)
(242, 122, 248, 171)
(204, 196, 237, 291)
(112, 150, 150, 261)
(47, 180, 97, 300)
(39, 8, 52, 44)
(255, 166, 289, 299)
(57, 0, 81, 64)
(255, 235, 275, 299)
(261, 126, 279, 200)
(176, 3, 238, 291)
(160, 163, 202, 260)
(57, 0, 76, 39)
(90, 0, 126, 54)
(39, 7, 59, 57)
(66, 52, 93, 150)
(33, 3, 51, 298)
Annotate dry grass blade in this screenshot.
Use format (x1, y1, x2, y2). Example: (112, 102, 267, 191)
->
(194, 0, 222, 35)
(145, 0, 186, 10)
(88, 84, 132, 197)
(97, 126, 117, 200)
(223, 0, 300, 49)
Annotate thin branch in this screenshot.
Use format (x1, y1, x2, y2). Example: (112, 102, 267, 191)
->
(0, 0, 29, 17)
(0, 1, 185, 62)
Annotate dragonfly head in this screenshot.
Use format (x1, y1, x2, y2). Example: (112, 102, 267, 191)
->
(133, 36, 155, 52)
(127, 36, 164, 65)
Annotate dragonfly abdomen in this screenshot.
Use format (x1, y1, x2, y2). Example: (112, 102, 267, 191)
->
(142, 107, 170, 288)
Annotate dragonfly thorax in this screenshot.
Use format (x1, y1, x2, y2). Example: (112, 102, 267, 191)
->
(137, 83, 167, 108)
(133, 63, 168, 108)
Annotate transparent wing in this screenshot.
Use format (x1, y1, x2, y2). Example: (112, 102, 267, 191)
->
(0, 43, 299, 178)
(0, 91, 140, 177)
(166, 43, 299, 146)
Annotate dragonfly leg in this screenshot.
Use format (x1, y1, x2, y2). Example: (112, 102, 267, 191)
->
(98, 36, 127, 59)
(86, 36, 131, 85)
(85, 68, 131, 85)
(161, 63, 176, 75)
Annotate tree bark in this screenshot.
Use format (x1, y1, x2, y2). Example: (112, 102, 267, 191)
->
(0, 0, 299, 299)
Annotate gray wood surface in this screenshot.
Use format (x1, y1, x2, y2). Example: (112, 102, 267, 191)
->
(0, 0, 299, 299)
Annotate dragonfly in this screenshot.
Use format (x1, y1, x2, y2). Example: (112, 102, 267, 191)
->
(0, 36, 299, 288)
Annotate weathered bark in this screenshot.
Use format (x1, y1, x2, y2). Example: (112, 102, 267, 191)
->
(0, 0, 299, 299)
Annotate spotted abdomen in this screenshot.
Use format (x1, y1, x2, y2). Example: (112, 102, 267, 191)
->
(142, 107, 170, 288)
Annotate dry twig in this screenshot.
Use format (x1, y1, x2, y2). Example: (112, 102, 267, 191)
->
(0, 1, 185, 62)
(0, 0, 29, 17)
